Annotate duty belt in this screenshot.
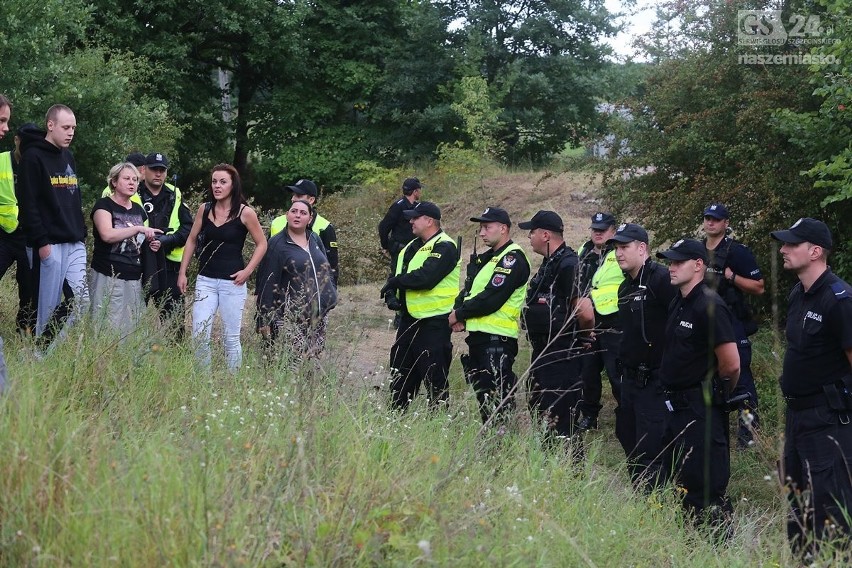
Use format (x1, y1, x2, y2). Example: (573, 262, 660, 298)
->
(784, 392, 827, 411)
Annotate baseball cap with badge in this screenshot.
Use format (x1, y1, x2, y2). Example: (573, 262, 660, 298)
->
(470, 206, 511, 226)
(656, 238, 708, 262)
(609, 223, 649, 244)
(590, 212, 616, 230)
(403, 201, 441, 220)
(286, 179, 318, 197)
(125, 152, 147, 168)
(145, 152, 169, 169)
(518, 210, 563, 232)
(770, 217, 833, 249)
(703, 203, 730, 220)
(402, 178, 422, 193)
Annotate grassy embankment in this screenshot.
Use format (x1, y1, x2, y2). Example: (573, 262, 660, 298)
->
(0, 159, 843, 565)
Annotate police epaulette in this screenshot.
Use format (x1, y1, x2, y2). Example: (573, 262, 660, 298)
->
(830, 281, 850, 300)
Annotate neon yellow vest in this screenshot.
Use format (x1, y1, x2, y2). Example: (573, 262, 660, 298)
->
(589, 249, 623, 315)
(102, 186, 143, 206)
(270, 213, 330, 239)
(0, 152, 18, 233)
(395, 232, 460, 318)
(465, 243, 526, 338)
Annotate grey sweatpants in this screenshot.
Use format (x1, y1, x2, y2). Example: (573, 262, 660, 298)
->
(33, 241, 89, 337)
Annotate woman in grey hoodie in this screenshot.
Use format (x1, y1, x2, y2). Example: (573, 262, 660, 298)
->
(256, 199, 337, 356)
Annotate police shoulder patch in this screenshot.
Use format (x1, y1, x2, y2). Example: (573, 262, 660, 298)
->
(429, 252, 442, 258)
(493, 266, 511, 274)
(830, 281, 850, 301)
(491, 274, 506, 287)
(501, 254, 517, 268)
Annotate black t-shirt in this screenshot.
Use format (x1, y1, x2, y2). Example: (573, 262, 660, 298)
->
(660, 281, 736, 389)
(618, 258, 678, 370)
(522, 243, 579, 337)
(781, 269, 852, 397)
(91, 197, 147, 280)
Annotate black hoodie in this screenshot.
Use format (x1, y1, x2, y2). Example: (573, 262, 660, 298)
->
(17, 127, 86, 248)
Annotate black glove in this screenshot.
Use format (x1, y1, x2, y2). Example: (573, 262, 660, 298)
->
(156, 233, 177, 250)
(380, 278, 398, 299)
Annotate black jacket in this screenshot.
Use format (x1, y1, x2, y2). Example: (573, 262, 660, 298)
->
(17, 127, 86, 248)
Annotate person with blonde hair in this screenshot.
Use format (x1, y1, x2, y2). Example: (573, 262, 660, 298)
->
(89, 162, 161, 336)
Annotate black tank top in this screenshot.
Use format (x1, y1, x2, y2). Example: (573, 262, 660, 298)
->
(197, 205, 248, 279)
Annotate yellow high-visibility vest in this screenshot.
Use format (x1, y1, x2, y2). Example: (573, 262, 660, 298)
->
(590, 249, 623, 315)
(0, 152, 19, 233)
(395, 232, 459, 318)
(465, 243, 527, 338)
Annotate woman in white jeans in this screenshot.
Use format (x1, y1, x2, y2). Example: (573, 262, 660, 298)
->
(177, 164, 266, 371)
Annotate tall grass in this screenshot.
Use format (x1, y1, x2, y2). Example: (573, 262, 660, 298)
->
(0, 305, 826, 567)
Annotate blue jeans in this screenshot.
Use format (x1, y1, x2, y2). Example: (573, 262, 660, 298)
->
(192, 275, 247, 371)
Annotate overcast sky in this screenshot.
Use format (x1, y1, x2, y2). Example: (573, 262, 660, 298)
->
(604, 0, 658, 59)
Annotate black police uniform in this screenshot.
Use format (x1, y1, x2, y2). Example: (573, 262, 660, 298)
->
(577, 241, 622, 423)
(780, 269, 852, 551)
(615, 258, 677, 487)
(705, 236, 763, 446)
(138, 182, 193, 329)
(0, 156, 35, 333)
(659, 281, 736, 520)
(378, 197, 416, 266)
(455, 241, 531, 423)
(522, 242, 582, 437)
(387, 231, 458, 410)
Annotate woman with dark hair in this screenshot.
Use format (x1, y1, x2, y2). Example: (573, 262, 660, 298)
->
(256, 199, 337, 356)
(178, 164, 267, 371)
(90, 162, 161, 336)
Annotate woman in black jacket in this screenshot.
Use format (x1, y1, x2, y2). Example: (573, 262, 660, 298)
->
(256, 199, 337, 356)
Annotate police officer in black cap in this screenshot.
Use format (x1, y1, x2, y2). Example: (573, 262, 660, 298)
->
(657, 238, 740, 526)
(771, 218, 852, 555)
(702, 203, 765, 448)
(378, 177, 422, 266)
(520, 211, 592, 440)
(450, 207, 530, 424)
(576, 211, 624, 430)
(610, 223, 677, 487)
(381, 201, 459, 410)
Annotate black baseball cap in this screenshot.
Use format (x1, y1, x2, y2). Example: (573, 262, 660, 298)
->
(16, 122, 39, 136)
(771, 218, 833, 249)
(703, 203, 729, 220)
(125, 152, 147, 168)
(286, 179, 318, 197)
(656, 238, 708, 262)
(609, 223, 649, 244)
(590, 212, 616, 230)
(470, 206, 511, 226)
(402, 177, 422, 193)
(146, 152, 169, 169)
(518, 210, 563, 232)
(402, 201, 441, 220)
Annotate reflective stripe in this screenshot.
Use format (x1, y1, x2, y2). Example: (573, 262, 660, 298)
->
(590, 250, 623, 315)
(165, 185, 185, 262)
(465, 243, 526, 338)
(395, 232, 459, 318)
(0, 152, 19, 233)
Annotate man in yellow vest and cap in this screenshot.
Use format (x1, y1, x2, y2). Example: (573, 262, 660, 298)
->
(450, 207, 531, 425)
(576, 211, 625, 431)
(0, 99, 36, 335)
(138, 152, 193, 337)
(381, 201, 459, 410)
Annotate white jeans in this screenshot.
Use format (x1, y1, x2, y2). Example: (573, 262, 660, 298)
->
(33, 241, 89, 337)
(192, 275, 247, 371)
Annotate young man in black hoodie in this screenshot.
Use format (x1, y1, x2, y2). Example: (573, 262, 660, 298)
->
(18, 104, 89, 341)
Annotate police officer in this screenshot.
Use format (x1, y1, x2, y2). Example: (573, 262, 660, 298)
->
(379, 177, 421, 266)
(519, 210, 591, 439)
(576, 212, 624, 430)
(610, 223, 677, 487)
(138, 152, 193, 335)
(270, 179, 339, 284)
(656, 238, 740, 525)
(0, 115, 37, 335)
(380, 201, 459, 410)
(770, 218, 852, 555)
(450, 207, 530, 424)
(702, 203, 765, 448)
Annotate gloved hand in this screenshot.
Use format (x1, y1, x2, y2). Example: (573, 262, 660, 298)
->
(380, 278, 398, 299)
(156, 233, 177, 250)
